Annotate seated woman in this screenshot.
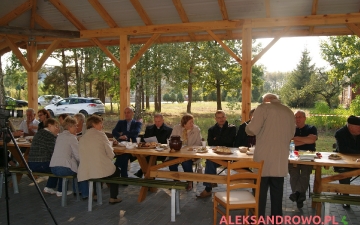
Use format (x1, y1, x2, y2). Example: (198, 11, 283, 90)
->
(50, 117, 89, 200)
(58, 113, 69, 133)
(28, 118, 71, 196)
(77, 115, 122, 204)
(37, 109, 51, 130)
(169, 114, 202, 191)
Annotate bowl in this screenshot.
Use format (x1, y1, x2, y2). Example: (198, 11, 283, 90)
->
(239, 146, 248, 153)
(248, 147, 255, 153)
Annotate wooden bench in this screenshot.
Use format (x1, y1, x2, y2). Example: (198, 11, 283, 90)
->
(0, 167, 79, 207)
(88, 177, 188, 222)
(312, 193, 360, 221)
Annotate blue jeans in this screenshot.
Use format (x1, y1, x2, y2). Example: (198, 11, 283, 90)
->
(168, 157, 193, 173)
(28, 162, 60, 191)
(203, 160, 220, 188)
(51, 166, 89, 198)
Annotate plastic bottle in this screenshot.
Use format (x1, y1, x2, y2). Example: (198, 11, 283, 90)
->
(289, 140, 295, 158)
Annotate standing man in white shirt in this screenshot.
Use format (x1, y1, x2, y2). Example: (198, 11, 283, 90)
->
(19, 108, 39, 136)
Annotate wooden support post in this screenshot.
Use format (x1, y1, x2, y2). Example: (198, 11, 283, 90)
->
(241, 22, 252, 122)
(26, 42, 38, 112)
(119, 34, 130, 119)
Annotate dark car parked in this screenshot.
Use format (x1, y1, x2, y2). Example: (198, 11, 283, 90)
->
(5, 96, 28, 107)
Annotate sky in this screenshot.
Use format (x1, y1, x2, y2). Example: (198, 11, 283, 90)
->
(1, 36, 330, 73)
(254, 36, 330, 73)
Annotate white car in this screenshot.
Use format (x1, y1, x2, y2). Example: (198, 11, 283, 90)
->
(38, 95, 62, 106)
(45, 97, 105, 117)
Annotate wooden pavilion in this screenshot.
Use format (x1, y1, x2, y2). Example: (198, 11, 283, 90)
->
(1, 0, 360, 119)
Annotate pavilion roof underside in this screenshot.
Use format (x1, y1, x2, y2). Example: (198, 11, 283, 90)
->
(1, 0, 360, 53)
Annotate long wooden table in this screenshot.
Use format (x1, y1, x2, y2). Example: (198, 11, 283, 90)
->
(113, 145, 253, 202)
(289, 152, 360, 215)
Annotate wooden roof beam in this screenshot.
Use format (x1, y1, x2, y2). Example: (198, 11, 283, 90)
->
(347, 23, 360, 37)
(91, 38, 120, 67)
(309, 0, 319, 33)
(172, 0, 196, 40)
(218, 0, 232, 37)
(30, 0, 37, 28)
(252, 26, 291, 66)
(81, 20, 243, 38)
(0, 26, 80, 39)
(34, 13, 54, 30)
(5, 37, 31, 71)
(130, 0, 153, 26)
(49, 0, 86, 30)
(206, 29, 241, 64)
(0, 0, 32, 26)
(88, 0, 118, 28)
(128, 33, 161, 69)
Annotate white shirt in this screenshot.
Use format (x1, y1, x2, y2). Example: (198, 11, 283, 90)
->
(19, 119, 40, 134)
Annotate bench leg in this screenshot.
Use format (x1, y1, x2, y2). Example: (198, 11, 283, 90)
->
(321, 202, 330, 225)
(96, 182, 102, 205)
(176, 190, 181, 215)
(171, 189, 176, 222)
(88, 181, 93, 211)
(11, 173, 19, 194)
(73, 178, 80, 201)
(61, 178, 67, 207)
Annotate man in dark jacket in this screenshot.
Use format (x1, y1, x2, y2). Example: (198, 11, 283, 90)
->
(334, 115, 360, 208)
(197, 110, 236, 198)
(112, 107, 142, 178)
(234, 108, 256, 147)
(134, 113, 172, 177)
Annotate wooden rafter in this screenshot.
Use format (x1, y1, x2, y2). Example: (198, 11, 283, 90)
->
(88, 0, 118, 28)
(91, 38, 120, 67)
(127, 33, 161, 69)
(30, 0, 37, 28)
(218, 0, 232, 37)
(0, 26, 80, 39)
(264, 0, 271, 18)
(49, 0, 86, 30)
(347, 23, 360, 37)
(206, 30, 241, 64)
(5, 37, 31, 71)
(34, 14, 54, 30)
(33, 39, 62, 71)
(0, 0, 32, 26)
(172, 0, 196, 40)
(309, 0, 319, 33)
(252, 26, 291, 66)
(130, 0, 153, 26)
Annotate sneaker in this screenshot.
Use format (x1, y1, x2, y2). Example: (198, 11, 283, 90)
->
(196, 190, 212, 198)
(43, 187, 56, 195)
(56, 191, 73, 197)
(109, 197, 122, 204)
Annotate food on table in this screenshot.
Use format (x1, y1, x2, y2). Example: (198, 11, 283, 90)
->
(17, 137, 27, 142)
(213, 146, 231, 153)
(328, 154, 342, 160)
(138, 142, 158, 148)
(195, 146, 208, 153)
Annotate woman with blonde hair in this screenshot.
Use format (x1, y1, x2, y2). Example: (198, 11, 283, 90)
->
(77, 115, 121, 204)
(169, 114, 202, 191)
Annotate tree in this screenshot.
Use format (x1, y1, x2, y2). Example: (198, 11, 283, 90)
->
(163, 93, 170, 102)
(280, 49, 317, 108)
(0, 55, 5, 105)
(177, 92, 184, 103)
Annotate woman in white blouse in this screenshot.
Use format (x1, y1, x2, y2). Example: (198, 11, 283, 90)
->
(50, 117, 88, 199)
(169, 114, 202, 191)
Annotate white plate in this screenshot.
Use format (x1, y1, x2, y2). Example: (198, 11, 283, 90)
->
(155, 147, 164, 152)
(246, 151, 254, 155)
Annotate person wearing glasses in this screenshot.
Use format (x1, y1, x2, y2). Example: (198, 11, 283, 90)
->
(28, 118, 65, 195)
(37, 109, 51, 130)
(19, 108, 39, 136)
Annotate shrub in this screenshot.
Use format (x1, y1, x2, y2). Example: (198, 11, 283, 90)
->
(163, 93, 170, 102)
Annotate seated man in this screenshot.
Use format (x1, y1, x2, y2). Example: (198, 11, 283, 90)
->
(288, 110, 317, 209)
(19, 108, 39, 136)
(112, 107, 142, 178)
(334, 115, 360, 208)
(74, 113, 86, 136)
(234, 108, 256, 147)
(197, 110, 236, 198)
(134, 113, 172, 178)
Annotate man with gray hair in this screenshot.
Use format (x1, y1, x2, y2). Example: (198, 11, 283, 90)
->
(288, 110, 317, 209)
(19, 108, 39, 136)
(245, 93, 295, 222)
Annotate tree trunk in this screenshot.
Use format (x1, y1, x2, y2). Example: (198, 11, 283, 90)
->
(216, 79, 222, 110)
(141, 78, 145, 110)
(187, 66, 193, 113)
(146, 94, 150, 110)
(134, 79, 142, 120)
(154, 84, 159, 112)
(73, 49, 81, 97)
(61, 49, 69, 97)
(0, 56, 5, 105)
(157, 83, 161, 112)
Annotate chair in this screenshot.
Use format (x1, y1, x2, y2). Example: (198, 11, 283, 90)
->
(213, 160, 264, 225)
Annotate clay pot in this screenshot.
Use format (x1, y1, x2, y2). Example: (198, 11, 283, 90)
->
(169, 135, 182, 151)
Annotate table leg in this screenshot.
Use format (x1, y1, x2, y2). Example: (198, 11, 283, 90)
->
(8, 147, 30, 183)
(137, 155, 157, 202)
(312, 166, 322, 214)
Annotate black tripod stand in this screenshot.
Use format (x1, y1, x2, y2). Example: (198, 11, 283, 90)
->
(1, 120, 58, 225)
